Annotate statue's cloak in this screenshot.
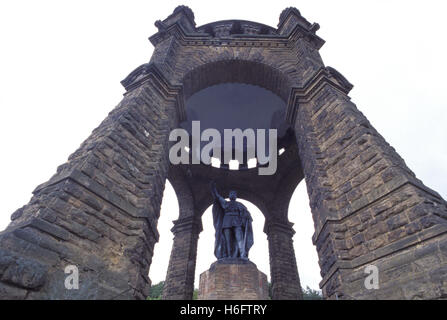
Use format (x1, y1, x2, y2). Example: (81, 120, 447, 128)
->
(212, 199, 254, 259)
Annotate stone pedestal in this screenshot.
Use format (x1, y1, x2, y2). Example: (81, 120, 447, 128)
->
(198, 259, 269, 300)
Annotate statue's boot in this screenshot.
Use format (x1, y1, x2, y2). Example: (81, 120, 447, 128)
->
(225, 238, 232, 258)
(232, 241, 240, 258)
(237, 240, 246, 259)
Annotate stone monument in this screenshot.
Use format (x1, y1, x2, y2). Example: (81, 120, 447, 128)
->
(198, 183, 268, 300)
(0, 6, 446, 300)
(198, 259, 269, 300)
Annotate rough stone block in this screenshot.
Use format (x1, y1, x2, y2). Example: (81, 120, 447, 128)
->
(198, 259, 268, 300)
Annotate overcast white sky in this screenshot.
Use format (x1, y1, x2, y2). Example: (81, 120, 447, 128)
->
(1, 0, 446, 292)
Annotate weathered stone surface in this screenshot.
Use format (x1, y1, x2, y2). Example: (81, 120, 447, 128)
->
(198, 259, 268, 300)
(0, 249, 47, 290)
(0, 5, 446, 300)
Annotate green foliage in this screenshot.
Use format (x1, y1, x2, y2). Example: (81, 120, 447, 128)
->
(148, 281, 322, 300)
(193, 289, 198, 300)
(147, 281, 199, 300)
(148, 281, 164, 300)
(267, 282, 323, 300)
(302, 286, 323, 300)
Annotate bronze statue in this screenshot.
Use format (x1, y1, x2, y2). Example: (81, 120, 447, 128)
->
(211, 181, 254, 260)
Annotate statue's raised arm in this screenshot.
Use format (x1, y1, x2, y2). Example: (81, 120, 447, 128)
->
(211, 181, 218, 198)
(210, 181, 226, 259)
(211, 181, 227, 209)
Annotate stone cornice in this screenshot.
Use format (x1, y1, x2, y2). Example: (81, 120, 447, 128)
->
(197, 20, 278, 36)
(285, 66, 354, 125)
(121, 62, 186, 121)
(149, 20, 290, 48)
(149, 14, 324, 50)
(171, 215, 203, 234)
(263, 220, 295, 236)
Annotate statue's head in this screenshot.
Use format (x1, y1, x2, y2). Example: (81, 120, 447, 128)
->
(229, 190, 237, 201)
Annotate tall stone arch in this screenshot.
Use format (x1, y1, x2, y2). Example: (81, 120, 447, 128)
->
(0, 6, 446, 300)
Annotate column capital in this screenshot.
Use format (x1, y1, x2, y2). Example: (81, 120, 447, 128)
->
(171, 215, 202, 235)
(264, 219, 295, 237)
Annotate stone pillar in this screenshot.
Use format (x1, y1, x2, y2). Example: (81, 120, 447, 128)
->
(294, 74, 447, 299)
(265, 220, 303, 300)
(162, 216, 202, 299)
(0, 72, 180, 299)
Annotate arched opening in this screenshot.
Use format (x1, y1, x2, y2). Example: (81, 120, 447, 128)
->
(195, 199, 270, 289)
(161, 58, 309, 299)
(152, 177, 273, 299)
(148, 180, 179, 289)
(180, 82, 289, 169)
(288, 180, 322, 292)
(181, 59, 292, 103)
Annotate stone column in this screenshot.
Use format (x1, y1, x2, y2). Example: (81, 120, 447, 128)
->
(162, 216, 202, 299)
(294, 72, 447, 299)
(0, 69, 181, 299)
(265, 220, 303, 300)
